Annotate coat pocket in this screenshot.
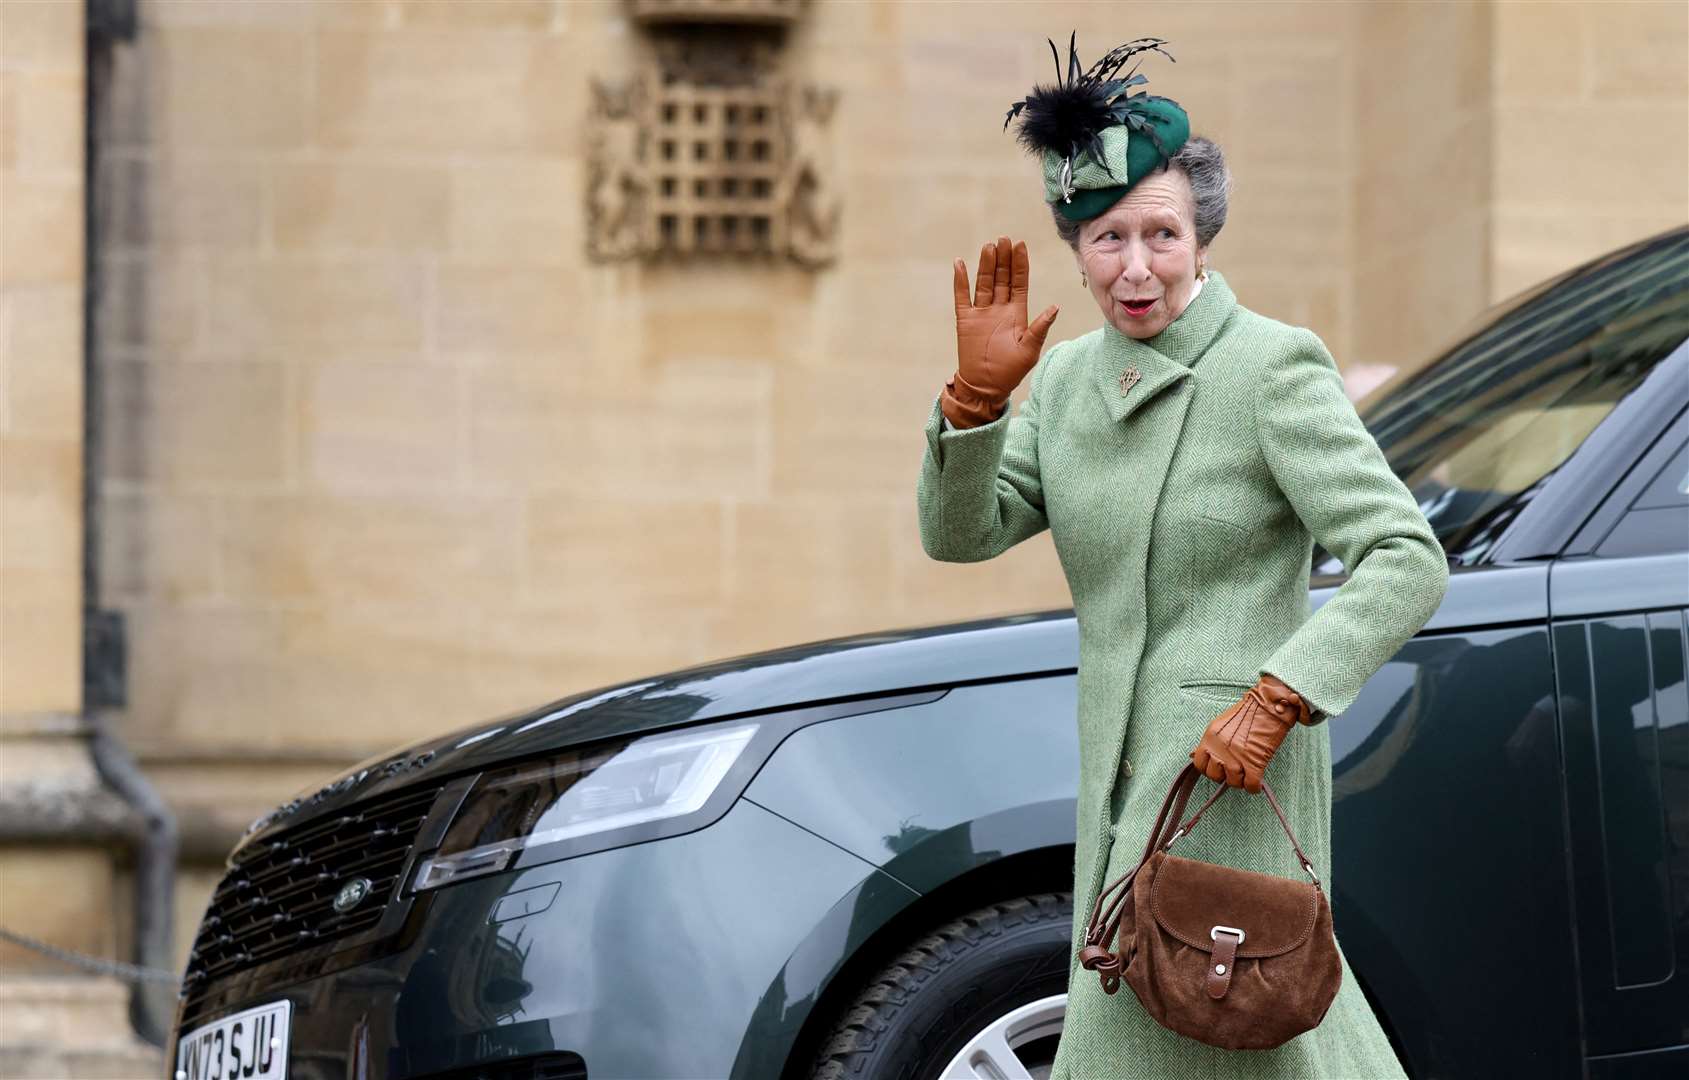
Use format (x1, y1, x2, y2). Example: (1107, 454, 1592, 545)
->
(1177, 678, 1254, 706)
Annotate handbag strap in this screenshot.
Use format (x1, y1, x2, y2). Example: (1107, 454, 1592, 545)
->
(1083, 762, 1195, 943)
(1081, 763, 1207, 970)
(1165, 765, 1322, 884)
(1080, 763, 1324, 980)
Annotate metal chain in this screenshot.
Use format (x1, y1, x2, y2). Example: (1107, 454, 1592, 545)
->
(0, 926, 179, 986)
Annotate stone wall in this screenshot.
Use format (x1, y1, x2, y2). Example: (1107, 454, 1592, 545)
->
(2, 0, 84, 716)
(0, 6, 161, 1064)
(1351, 0, 1494, 374)
(1490, 0, 1688, 299)
(0, 0, 110, 975)
(1352, 0, 1688, 372)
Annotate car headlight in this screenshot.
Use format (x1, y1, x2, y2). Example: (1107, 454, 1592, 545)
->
(412, 721, 759, 891)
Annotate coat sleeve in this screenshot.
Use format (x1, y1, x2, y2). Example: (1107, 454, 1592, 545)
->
(1253, 328, 1449, 720)
(915, 343, 1057, 563)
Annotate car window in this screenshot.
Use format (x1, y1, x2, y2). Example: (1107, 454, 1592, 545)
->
(1594, 438, 1689, 558)
(1314, 230, 1689, 572)
(1629, 439, 1689, 508)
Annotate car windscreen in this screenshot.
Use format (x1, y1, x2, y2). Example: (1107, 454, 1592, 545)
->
(1315, 228, 1689, 571)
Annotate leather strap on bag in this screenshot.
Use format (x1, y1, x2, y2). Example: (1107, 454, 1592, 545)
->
(1207, 929, 1240, 999)
(1078, 768, 1208, 989)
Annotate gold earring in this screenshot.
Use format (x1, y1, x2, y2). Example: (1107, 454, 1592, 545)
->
(1080, 274, 1087, 287)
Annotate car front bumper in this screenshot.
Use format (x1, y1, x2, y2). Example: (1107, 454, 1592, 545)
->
(173, 798, 915, 1080)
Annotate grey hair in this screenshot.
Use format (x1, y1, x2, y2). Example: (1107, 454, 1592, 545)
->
(1049, 135, 1232, 252)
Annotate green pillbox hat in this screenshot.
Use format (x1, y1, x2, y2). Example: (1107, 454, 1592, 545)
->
(1006, 35, 1190, 222)
(1041, 96, 1189, 221)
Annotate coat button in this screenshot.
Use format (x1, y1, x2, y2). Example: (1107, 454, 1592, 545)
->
(1120, 757, 1134, 778)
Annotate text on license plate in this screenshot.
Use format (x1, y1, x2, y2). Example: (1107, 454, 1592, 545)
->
(175, 1000, 291, 1080)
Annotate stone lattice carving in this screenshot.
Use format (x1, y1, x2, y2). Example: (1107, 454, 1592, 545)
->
(647, 47, 787, 258)
(586, 7, 837, 267)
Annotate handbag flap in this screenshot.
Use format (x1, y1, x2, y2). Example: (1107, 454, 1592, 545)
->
(1148, 853, 1319, 958)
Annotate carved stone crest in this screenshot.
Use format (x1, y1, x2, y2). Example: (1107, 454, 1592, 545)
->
(779, 84, 840, 268)
(586, 79, 651, 261)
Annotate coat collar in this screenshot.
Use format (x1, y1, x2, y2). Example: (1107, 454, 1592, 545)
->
(1092, 270, 1237, 423)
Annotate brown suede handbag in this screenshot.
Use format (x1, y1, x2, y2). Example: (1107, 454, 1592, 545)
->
(1078, 762, 1342, 1050)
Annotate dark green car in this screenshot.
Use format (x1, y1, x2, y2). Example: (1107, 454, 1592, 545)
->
(172, 228, 1689, 1080)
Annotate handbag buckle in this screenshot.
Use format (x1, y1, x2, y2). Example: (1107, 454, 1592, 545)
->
(1301, 859, 1321, 885)
(1210, 925, 1246, 944)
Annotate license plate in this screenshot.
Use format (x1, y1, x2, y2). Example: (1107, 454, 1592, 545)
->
(175, 1000, 291, 1080)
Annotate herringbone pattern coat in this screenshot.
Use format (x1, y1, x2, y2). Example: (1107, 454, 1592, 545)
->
(916, 272, 1447, 1078)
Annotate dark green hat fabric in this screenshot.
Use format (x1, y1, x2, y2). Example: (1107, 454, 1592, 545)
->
(1043, 96, 1190, 221)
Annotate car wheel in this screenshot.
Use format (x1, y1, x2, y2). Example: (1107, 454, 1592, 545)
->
(811, 892, 1072, 1080)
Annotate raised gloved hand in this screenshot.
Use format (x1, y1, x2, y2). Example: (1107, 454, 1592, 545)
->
(944, 235, 1060, 428)
(1189, 674, 1312, 794)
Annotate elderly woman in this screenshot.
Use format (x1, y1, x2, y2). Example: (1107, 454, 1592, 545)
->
(916, 36, 1447, 1079)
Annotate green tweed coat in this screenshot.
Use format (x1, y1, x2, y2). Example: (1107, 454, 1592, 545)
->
(916, 271, 1448, 1079)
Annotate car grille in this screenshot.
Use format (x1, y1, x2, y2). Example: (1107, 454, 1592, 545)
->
(182, 782, 443, 994)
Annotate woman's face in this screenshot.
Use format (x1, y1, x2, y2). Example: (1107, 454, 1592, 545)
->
(1074, 167, 1205, 340)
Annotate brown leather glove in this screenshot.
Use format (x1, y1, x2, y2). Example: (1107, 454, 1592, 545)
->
(1189, 674, 1312, 794)
(944, 235, 1059, 429)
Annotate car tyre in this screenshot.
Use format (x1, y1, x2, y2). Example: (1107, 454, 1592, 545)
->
(811, 891, 1073, 1080)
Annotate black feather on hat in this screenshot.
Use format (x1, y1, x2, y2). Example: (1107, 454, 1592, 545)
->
(1004, 33, 1177, 183)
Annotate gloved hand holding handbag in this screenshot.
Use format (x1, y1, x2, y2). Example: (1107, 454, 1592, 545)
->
(1189, 674, 1312, 794)
(944, 235, 1060, 428)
